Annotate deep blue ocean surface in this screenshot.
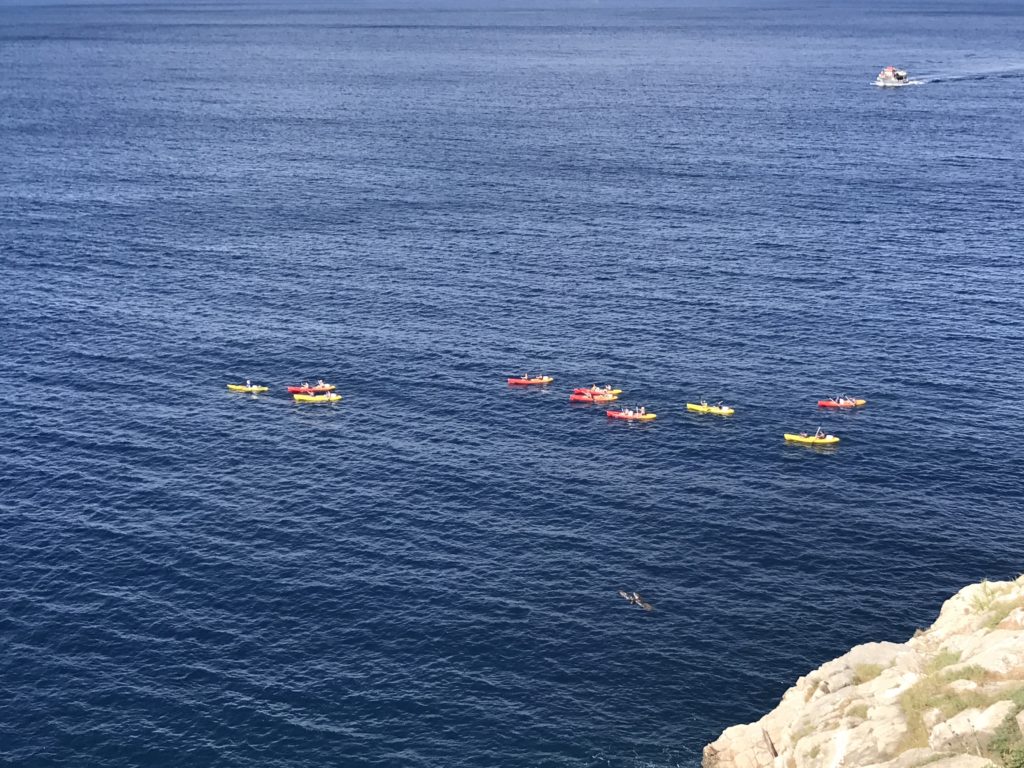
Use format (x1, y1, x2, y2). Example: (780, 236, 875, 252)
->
(2, 1, 1023, 765)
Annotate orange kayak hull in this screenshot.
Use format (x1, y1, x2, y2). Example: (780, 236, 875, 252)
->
(606, 410, 656, 421)
(570, 393, 617, 403)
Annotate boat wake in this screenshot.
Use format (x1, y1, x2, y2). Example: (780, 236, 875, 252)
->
(917, 65, 1024, 84)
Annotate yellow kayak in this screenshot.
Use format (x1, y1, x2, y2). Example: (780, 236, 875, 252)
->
(686, 402, 735, 416)
(293, 392, 342, 403)
(227, 384, 268, 393)
(784, 433, 839, 446)
(578, 387, 622, 395)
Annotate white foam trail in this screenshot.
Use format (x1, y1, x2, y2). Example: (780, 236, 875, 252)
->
(917, 65, 1024, 84)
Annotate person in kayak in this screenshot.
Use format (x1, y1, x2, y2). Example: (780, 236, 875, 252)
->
(618, 590, 650, 609)
(631, 592, 653, 611)
(815, 427, 827, 439)
(638, 406, 646, 415)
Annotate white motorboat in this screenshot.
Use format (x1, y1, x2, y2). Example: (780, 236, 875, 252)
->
(874, 65, 910, 87)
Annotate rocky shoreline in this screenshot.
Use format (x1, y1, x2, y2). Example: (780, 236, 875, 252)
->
(704, 576, 1024, 768)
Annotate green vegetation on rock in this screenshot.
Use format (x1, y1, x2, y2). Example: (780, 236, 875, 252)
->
(989, 690, 1024, 768)
(923, 649, 962, 675)
(854, 664, 886, 685)
(899, 667, 997, 750)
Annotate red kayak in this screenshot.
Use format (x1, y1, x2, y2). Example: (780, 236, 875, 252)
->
(606, 409, 656, 421)
(287, 383, 336, 394)
(569, 392, 617, 403)
(818, 398, 866, 408)
(507, 376, 553, 386)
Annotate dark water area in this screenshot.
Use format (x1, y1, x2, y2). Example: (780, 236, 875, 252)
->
(1, 1, 1023, 765)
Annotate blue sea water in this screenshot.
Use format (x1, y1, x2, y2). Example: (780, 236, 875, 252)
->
(1, 0, 1023, 765)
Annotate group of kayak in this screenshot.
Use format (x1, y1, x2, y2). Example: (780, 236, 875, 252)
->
(511, 376, 658, 421)
(229, 375, 865, 442)
(226, 379, 342, 403)
(782, 395, 865, 444)
(576, 387, 658, 422)
(568, 384, 621, 404)
(509, 376, 867, 445)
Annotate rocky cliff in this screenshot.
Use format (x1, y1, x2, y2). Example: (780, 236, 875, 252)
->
(704, 576, 1024, 768)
